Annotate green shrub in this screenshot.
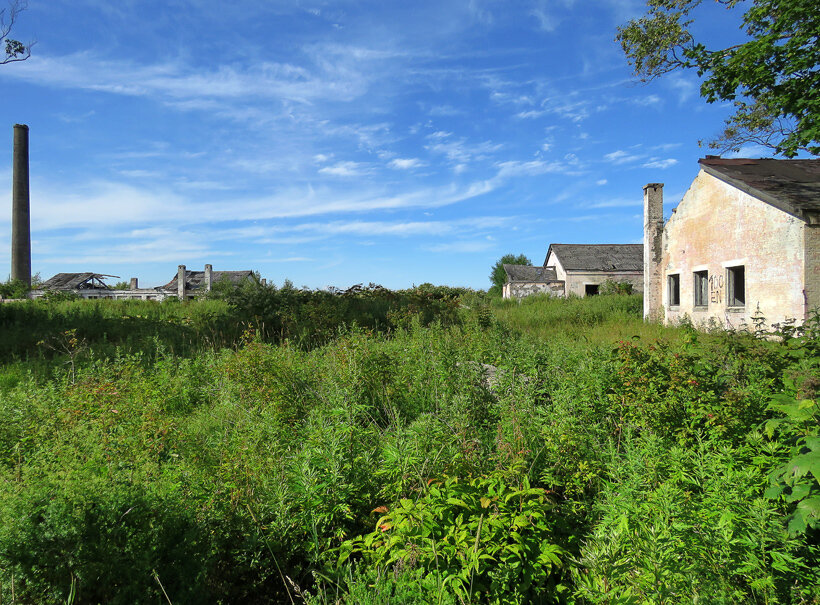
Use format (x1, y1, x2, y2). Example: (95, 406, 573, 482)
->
(574, 432, 818, 603)
(764, 313, 820, 537)
(0, 477, 211, 604)
(337, 470, 567, 605)
(0, 278, 29, 299)
(598, 279, 633, 296)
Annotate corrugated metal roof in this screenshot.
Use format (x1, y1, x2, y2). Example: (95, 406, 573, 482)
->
(545, 244, 643, 272)
(503, 265, 558, 283)
(40, 273, 118, 290)
(699, 158, 820, 222)
(162, 270, 254, 291)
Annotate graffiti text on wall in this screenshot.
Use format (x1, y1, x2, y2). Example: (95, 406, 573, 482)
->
(709, 274, 724, 304)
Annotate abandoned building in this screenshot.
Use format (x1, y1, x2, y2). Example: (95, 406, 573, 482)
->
(501, 244, 643, 299)
(544, 244, 643, 297)
(29, 265, 256, 301)
(643, 157, 820, 328)
(162, 266, 256, 299)
(33, 273, 125, 299)
(502, 264, 563, 299)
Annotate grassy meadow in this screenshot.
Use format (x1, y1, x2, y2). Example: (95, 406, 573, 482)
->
(0, 285, 818, 604)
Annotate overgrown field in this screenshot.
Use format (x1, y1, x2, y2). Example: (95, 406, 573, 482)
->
(0, 288, 818, 604)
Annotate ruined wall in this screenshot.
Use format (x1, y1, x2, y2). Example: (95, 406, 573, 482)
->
(29, 289, 170, 301)
(662, 170, 806, 328)
(563, 271, 643, 297)
(504, 281, 564, 299)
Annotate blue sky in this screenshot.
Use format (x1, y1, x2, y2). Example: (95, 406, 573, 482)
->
(0, 0, 760, 289)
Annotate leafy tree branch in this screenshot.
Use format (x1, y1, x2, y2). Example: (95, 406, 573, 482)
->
(617, 0, 820, 157)
(1, 0, 33, 65)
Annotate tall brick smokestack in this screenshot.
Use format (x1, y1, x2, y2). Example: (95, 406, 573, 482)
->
(11, 124, 31, 286)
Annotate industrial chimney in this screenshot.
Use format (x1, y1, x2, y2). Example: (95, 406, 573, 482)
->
(11, 124, 31, 286)
(643, 183, 664, 321)
(204, 264, 213, 292)
(177, 265, 187, 300)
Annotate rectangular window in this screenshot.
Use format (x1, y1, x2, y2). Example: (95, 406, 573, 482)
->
(668, 274, 680, 307)
(727, 265, 745, 307)
(694, 270, 708, 308)
(584, 284, 599, 296)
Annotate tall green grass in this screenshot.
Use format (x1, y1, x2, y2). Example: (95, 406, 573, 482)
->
(489, 293, 682, 344)
(0, 291, 817, 603)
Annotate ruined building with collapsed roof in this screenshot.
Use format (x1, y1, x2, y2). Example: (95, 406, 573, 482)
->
(29, 266, 256, 300)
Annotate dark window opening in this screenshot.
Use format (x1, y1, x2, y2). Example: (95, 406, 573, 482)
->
(727, 265, 745, 307)
(694, 270, 708, 307)
(668, 274, 680, 307)
(585, 284, 599, 296)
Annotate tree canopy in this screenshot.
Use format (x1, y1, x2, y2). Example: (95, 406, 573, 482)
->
(617, 0, 819, 157)
(489, 253, 532, 296)
(1, 0, 31, 65)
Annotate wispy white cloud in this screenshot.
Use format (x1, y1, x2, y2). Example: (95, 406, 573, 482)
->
(389, 158, 425, 170)
(493, 159, 566, 179)
(587, 197, 641, 208)
(651, 143, 683, 152)
(632, 94, 661, 106)
(666, 73, 698, 104)
(529, 0, 576, 32)
(319, 161, 369, 177)
(516, 109, 547, 119)
(425, 240, 496, 253)
(26, 176, 499, 232)
(604, 149, 643, 165)
(427, 105, 463, 117)
(725, 144, 773, 158)
(529, 6, 559, 32)
(8, 48, 380, 105)
(425, 136, 503, 165)
(118, 169, 162, 178)
(642, 158, 678, 169)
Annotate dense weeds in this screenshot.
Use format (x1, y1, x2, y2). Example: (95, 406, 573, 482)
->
(0, 289, 817, 603)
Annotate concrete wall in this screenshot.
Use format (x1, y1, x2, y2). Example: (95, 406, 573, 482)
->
(544, 251, 642, 297)
(563, 271, 643, 297)
(29, 289, 170, 301)
(661, 169, 807, 328)
(503, 281, 564, 299)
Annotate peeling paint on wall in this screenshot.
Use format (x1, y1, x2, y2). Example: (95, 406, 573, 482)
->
(651, 169, 811, 328)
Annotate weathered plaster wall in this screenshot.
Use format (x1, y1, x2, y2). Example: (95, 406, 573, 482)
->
(806, 224, 820, 316)
(564, 271, 643, 297)
(504, 281, 564, 299)
(504, 282, 564, 298)
(544, 252, 566, 281)
(662, 170, 806, 327)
